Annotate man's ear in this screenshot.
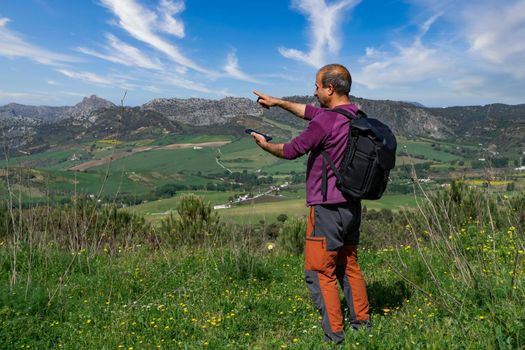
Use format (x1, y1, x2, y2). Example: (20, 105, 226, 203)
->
(327, 84, 335, 96)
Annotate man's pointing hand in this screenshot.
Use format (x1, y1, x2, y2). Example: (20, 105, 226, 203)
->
(253, 91, 277, 109)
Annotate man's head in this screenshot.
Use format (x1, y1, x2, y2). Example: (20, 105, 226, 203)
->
(314, 64, 352, 108)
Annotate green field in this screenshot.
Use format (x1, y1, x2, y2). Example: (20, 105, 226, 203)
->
(150, 134, 236, 145)
(216, 194, 418, 224)
(126, 192, 418, 225)
(397, 137, 466, 162)
(0, 148, 85, 170)
(126, 191, 234, 215)
(2, 136, 469, 183)
(0, 131, 516, 210)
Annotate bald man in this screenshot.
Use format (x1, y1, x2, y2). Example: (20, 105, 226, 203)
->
(252, 64, 370, 344)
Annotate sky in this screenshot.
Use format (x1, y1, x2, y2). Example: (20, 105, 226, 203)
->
(1, 0, 525, 107)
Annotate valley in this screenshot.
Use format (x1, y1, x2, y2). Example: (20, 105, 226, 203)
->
(1, 95, 524, 224)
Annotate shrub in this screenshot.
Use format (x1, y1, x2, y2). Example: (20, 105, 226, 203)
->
(360, 213, 409, 249)
(159, 195, 222, 246)
(276, 217, 305, 255)
(0, 199, 151, 252)
(277, 214, 288, 223)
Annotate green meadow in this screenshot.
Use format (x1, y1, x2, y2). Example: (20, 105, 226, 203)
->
(1, 184, 524, 349)
(397, 137, 467, 162)
(125, 192, 418, 225)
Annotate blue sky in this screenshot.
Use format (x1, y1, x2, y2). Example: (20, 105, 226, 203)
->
(1, 0, 524, 107)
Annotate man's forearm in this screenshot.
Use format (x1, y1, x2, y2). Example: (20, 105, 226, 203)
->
(260, 142, 285, 158)
(275, 99, 306, 119)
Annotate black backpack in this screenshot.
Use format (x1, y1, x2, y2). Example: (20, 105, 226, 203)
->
(321, 108, 397, 200)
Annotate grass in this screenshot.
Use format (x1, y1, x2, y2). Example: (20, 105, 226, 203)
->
(85, 140, 276, 177)
(40, 168, 155, 196)
(1, 238, 522, 349)
(1, 184, 524, 349)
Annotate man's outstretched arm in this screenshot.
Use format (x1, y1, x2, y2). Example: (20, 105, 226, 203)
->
(253, 91, 306, 119)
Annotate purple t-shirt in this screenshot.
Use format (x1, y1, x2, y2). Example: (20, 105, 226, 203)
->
(283, 103, 358, 206)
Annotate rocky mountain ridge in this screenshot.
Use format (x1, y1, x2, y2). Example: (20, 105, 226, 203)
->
(1, 95, 524, 156)
(0, 95, 115, 123)
(142, 96, 262, 125)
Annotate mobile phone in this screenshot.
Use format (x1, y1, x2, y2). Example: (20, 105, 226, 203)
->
(245, 128, 273, 142)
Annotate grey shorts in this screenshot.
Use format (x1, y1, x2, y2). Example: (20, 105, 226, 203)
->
(310, 201, 362, 250)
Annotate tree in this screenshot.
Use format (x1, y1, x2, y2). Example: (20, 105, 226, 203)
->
(277, 214, 288, 223)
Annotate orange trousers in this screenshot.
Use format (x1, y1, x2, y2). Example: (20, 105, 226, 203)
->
(304, 205, 370, 343)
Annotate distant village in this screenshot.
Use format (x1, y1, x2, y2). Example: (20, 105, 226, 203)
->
(213, 182, 290, 210)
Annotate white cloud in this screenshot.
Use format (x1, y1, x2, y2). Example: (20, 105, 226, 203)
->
(450, 76, 484, 93)
(57, 69, 119, 86)
(58, 91, 94, 98)
(279, 0, 360, 67)
(463, 0, 525, 78)
(0, 90, 105, 105)
(99, 0, 213, 75)
(358, 14, 450, 89)
(156, 72, 230, 96)
(175, 65, 188, 75)
(157, 0, 185, 37)
(223, 51, 263, 84)
(0, 91, 42, 100)
(77, 33, 163, 70)
(419, 12, 442, 38)
(0, 17, 76, 66)
(359, 39, 448, 89)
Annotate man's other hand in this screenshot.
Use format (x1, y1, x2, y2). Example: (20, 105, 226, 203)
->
(249, 131, 285, 158)
(250, 132, 268, 147)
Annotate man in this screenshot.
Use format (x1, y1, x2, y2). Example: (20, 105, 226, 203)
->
(251, 64, 370, 344)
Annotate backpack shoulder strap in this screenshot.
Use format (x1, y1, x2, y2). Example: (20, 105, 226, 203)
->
(331, 107, 365, 120)
(321, 150, 341, 202)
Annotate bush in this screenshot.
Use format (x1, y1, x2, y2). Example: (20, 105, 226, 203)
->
(156, 183, 193, 197)
(0, 199, 151, 252)
(276, 217, 306, 255)
(276, 214, 288, 223)
(159, 195, 222, 246)
(360, 210, 409, 249)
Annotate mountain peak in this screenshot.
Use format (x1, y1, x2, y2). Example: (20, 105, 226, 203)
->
(75, 95, 115, 109)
